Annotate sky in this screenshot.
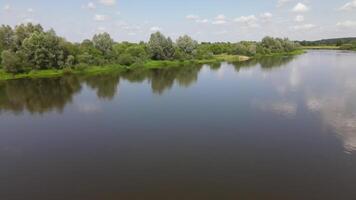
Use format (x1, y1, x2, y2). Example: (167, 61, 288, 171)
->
(1, 0, 356, 42)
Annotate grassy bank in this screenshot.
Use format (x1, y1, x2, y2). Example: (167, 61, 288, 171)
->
(0, 52, 304, 81)
(301, 46, 340, 50)
(253, 49, 306, 58)
(0, 65, 129, 81)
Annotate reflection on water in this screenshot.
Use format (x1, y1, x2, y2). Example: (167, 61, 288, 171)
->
(1, 51, 356, 200)
(0, 58, 292, 114)
(0, 76, 81, 114)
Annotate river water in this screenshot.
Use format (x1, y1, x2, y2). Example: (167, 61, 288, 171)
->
(1, 50, 356, 199)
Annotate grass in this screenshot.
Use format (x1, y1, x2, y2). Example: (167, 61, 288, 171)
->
(301, 46, 340, 50)
(0, 52, 304, 81)
(0, 65, 128, 81)
(254, 49, 306, 58)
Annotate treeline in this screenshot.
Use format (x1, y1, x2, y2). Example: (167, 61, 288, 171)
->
(0, 23, 300, 74)
(299, 37, 356, 50)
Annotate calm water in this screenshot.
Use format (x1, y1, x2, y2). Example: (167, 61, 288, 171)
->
(1, 50, 356, 200)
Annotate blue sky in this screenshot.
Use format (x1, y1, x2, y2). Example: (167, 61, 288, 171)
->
(1, 0, 356, 42)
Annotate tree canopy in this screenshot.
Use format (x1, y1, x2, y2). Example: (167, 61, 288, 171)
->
(0, 23, 301, 74)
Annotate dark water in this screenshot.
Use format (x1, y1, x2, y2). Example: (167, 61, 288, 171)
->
(1, 50, 356, 200)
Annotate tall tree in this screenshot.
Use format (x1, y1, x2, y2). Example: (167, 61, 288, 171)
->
(92, 33, 114, 55)
(176, 35, 198, 55)
(22, 30, 67, 69)
(148, 32, 175, 60)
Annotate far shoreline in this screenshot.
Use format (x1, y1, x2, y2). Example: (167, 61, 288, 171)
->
(0, 50, 304, 81)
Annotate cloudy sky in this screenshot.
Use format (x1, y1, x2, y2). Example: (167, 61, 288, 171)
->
(1, 0, 356, 42)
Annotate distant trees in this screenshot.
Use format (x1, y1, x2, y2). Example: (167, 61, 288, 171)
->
(0, 23, 302, 74)
(340, 42, 356, 51)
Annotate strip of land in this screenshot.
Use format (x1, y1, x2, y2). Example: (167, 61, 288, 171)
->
(0, 51, 305, 81)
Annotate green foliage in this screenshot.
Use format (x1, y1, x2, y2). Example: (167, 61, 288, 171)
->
(0, 22, 303, 78)
(260, 37, 298, 54)
(1, 50, 23, 73)
(299, 37, 356, 46)
(65, 55, 75, 67)
(234, 42, 257, 56)
(0, 25, 14, 51)
(340, 43, 356, 51)
(176, 35, 198, 59)
(22, 30, 67, 69)
(148, 32, 175, 60)
(14, 23, 43, 50)
(117, 53, 135, 66)
(92, 32, 114, 56)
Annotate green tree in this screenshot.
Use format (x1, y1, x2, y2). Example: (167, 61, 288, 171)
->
(14, 23, 43, 50)
(22, 30, 66, 69)
(0, 25, 15, 51)
(148, 32, 175, 60)
(176, 35, 198, 58)
(92, 33, 114, 55)
(1, 50, 23, 73)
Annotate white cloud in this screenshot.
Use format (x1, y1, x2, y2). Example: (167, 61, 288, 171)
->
(340, 0, 356, 11)
(260, 12, 273, 22)
(292, 23, 316, 30)
(150, 26, 162, 32)
(260, 12, 273, 19)
(94, 14, 110, 21)
(186, 15, 210, 24)
(215, 14, 226, 20)
(211, 14, 227, 25)
(186, 14, 199, 20)
(3, 4, 10, 11)
(22, 18, 38, 24)
(235, 15, 259, 27)
(27, 8, 34, 13)
(295, 15, 305, 22)
(196, 19, 209, 23)
(212, 20, 227, 25)
(99, 0, 116, 6)
(337, 20, 356, 28)
(97, 26, 107, 32)
(292, 3, 310, 12)
(87, 2, 96, 9)
(277, 0, 292, 7)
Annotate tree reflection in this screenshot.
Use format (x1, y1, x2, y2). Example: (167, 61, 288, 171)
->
(0, 65, 204, 114)
(121, 65, 202, 95)
(233, 56, 296, 72)
(0, 76, 81, 114)
(85, 73, 120, 100)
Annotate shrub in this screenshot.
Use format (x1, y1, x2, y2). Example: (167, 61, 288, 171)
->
(1, 50, 23, 73)
(117, 53, 135, 66)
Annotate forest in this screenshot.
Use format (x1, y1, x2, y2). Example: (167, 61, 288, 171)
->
(0, 23, 301, 75)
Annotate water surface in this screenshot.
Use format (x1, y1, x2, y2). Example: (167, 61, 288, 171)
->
(1, 51, 356, 200)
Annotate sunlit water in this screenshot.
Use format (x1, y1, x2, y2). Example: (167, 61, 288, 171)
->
(1, 50, 356, 200)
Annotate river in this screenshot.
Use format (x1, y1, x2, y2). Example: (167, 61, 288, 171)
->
(1, 50, 356, 199)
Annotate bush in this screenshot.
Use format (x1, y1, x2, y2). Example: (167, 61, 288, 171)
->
(117, 53, 135, 66)
(65, 55, 75, 67)
(74, 63, 89, 71)
(63, 67, 73, 75)
(1, 50, 23, 73)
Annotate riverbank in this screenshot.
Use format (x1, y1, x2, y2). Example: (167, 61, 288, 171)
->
(301, 46, 340, 50)
(0, 51, 303, 81)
